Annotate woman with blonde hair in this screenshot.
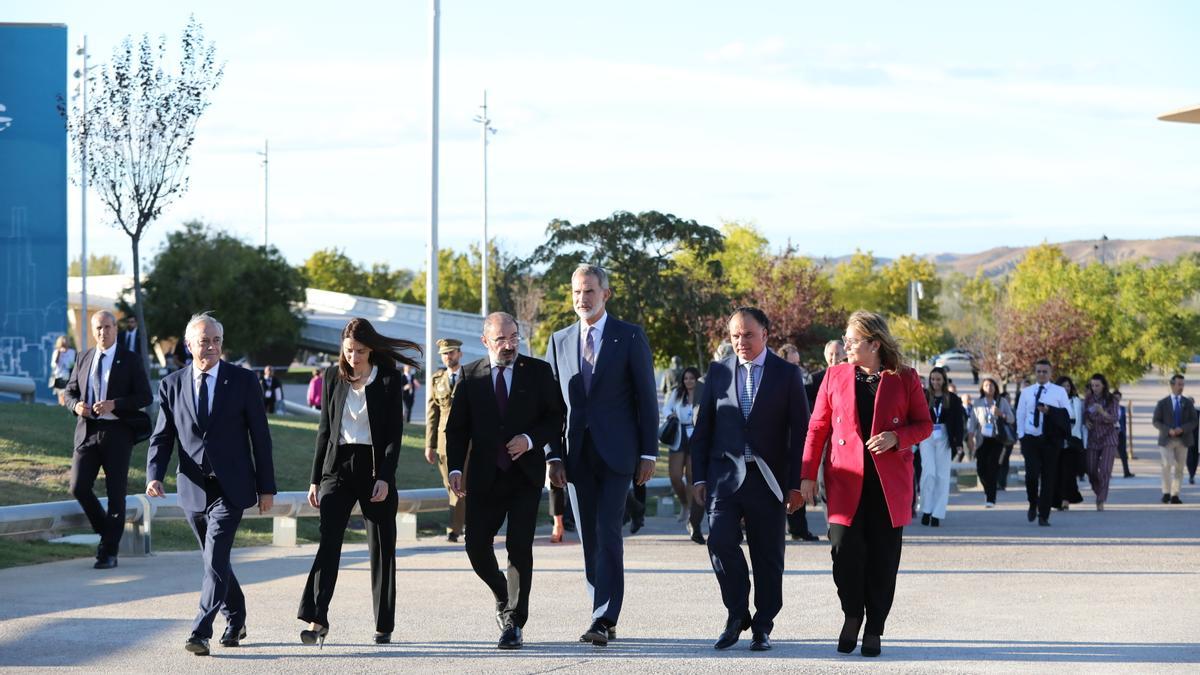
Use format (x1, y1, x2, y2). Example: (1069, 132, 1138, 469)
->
(798, 311, 932, 657)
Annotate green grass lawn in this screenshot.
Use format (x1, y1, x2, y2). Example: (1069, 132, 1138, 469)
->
(0, 402, 671, 569)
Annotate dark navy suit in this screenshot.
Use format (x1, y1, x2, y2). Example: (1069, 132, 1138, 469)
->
(546, 315, 658, 626)
(691, 350, 809, 634)
(147, 361, 276, 639)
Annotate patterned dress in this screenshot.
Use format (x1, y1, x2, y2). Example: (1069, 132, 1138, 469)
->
(1084, 393, 1120, 503)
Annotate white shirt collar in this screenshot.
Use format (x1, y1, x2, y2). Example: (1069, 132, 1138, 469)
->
(491, 360, 515, 370)
(195, 361, 221, 382)
(97, 342, 117, 361)
(738, 348, 769, 369)
(581, 312, 608, 339)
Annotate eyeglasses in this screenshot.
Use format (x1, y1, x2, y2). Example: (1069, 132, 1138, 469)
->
(842, 335, 872, 349)
(486, 335, 522, 347)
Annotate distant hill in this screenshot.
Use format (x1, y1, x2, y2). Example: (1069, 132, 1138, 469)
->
(812, 237, 1200, 279)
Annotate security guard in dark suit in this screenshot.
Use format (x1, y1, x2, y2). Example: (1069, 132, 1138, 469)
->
(426, 338, 467, 541)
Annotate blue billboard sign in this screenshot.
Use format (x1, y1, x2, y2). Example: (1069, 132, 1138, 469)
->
(0, 23, 68, 400)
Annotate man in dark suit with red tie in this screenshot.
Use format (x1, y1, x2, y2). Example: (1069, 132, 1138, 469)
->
(545, 264, 659, 646)
(62, 310, 152, 569)
(146, 312, 276, 656)
(691, 307, 809, 651)
(445, 312, 565, 649)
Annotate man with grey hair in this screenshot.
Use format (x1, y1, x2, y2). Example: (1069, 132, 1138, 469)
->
(545, 264, 659, 646)
(445, 312, 564, 649)
(147, 312, 276, 655)
(62, 309, 152, 569)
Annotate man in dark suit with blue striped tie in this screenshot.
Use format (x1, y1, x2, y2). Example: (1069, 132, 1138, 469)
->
(546, 264, 659, 646)
(146, 312, 276, 656)
(691, 307, 809, 652)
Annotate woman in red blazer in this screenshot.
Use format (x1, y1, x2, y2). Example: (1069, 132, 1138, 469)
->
(797, 311, 932, 657)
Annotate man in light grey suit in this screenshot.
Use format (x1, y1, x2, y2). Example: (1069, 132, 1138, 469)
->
(545, 264, 658, 646)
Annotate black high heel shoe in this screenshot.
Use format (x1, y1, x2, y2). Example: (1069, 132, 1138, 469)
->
(861, 633, 881, 657)
(300, 624, 329, 649)
(837, 615, 863, 654)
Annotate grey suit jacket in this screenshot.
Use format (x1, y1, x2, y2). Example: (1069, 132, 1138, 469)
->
(1152, 395, 1198, 448)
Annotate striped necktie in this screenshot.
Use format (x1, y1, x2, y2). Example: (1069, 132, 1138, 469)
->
(740, 362, 755, 461)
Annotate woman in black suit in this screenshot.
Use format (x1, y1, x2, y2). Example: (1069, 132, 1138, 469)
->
(297, 318, 420, 646)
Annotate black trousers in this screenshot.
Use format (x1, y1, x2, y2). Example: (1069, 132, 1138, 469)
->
(70, 420, 133, 557)
(1022, 435, 1060, 520)
(828, 470, 903, 636)
(976, 437, 1003, 503)
(787, 504, 814, 538)
(298, 445, 397, 633)
(465, 467, 542, 628)
(186, 478, 246, 638)
(1188, 444, 1199, 480)
(706, 462, 786, 634)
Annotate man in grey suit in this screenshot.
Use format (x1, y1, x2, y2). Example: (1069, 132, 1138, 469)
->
(546, 264, 658, 646)
(691, 307, 809, 651)
(1151, 374, 1197, 504)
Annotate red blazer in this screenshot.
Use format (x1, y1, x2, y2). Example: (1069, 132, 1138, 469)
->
(802, 363, 932, 528)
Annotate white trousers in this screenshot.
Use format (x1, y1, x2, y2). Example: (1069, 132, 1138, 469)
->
(919, 433, 952, 519)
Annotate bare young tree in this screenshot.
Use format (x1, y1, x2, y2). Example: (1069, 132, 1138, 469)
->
(68, 16, 223, 369)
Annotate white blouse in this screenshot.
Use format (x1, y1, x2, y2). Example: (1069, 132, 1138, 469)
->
(340, 365, 377, 445)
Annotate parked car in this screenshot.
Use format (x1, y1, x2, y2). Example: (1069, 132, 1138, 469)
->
(931, 348, 978, 370)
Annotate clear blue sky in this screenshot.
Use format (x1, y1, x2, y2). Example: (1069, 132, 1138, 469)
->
(10, 1, 1200, 272)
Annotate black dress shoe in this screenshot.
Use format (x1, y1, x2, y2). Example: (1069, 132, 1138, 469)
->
(861, 633, 881, 657)
(1124, 473, 1135, 478)
(1027, 505, 1037, 522)
(838, 615, 863, 653)
(184, 636, 210, 656)
(930, 517, 940, 527)
(581, 619, 611, 646)
(1162, 493, 1171, 504)
(1038, 517, 1050, 526)
(631, 518, 644, 534)
(498, 625, 523, 650)
(750, 632, 771, 651)
(93, 555, 118, 570)
(691, 530, 706, 545)
(447, 532, 459, 543)
(373, 631, 391, 644)
(1171, 495, 1183, 504)
(920, 513, 931, 526)
(800, 532, 820, 542)
(714, 613, 751, 650)
(220, 625, 246, 647)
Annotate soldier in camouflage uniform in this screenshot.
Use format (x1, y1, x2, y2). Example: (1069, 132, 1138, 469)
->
(425, 338, 466, 541)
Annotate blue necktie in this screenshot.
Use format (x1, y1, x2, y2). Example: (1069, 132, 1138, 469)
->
(740, 362, 755, 462)
(1174, 397, 1182, 428)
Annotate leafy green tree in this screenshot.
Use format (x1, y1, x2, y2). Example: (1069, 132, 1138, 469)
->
(301, 248, 413, 301)
(69, 254, 125, 276)
(830, 251, 889, 314)
(527, 210, 725, 364)
(140, 221, 304, 364)
(406, 240, 508, 314)
(742, 251, 844, 362)
(301, 248, 367, 294)
(890, 316, 952, 364)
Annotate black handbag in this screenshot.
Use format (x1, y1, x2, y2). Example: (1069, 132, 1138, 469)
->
(658, 415, 679, 446)
(1001, 420, 1018, 446)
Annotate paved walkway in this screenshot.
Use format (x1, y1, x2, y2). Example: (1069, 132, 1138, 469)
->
(1, 377, 1198, 673)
